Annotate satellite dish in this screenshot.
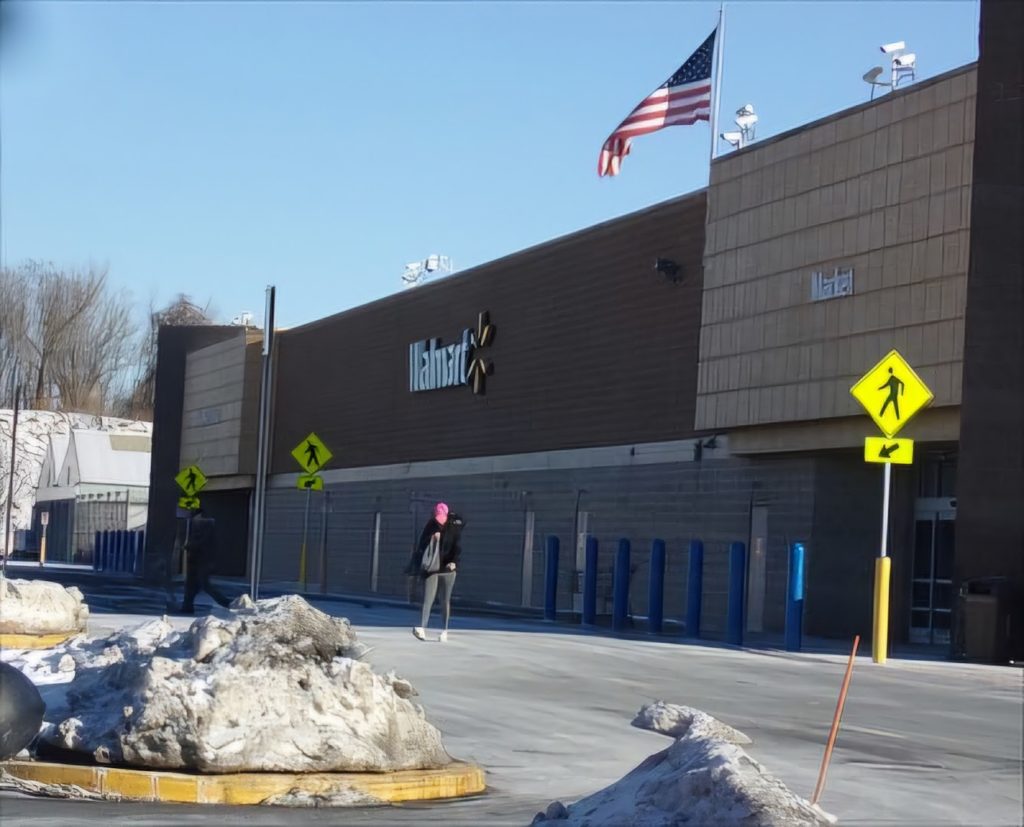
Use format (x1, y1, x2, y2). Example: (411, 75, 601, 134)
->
(863, 66, 884, 83)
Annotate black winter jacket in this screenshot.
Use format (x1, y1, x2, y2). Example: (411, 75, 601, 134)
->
(412, 514, 465, 575)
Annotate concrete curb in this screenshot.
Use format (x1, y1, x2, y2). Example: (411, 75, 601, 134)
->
(0, 759, 486, 805)
(0, 631, 81, 650)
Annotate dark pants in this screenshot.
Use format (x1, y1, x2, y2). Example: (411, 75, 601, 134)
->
(182, 554, 231, 611)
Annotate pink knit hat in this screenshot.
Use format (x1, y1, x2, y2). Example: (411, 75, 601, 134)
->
(434, 502, 450, 524)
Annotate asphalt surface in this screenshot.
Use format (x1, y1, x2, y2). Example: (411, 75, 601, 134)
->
(1, 584, 1021, 826)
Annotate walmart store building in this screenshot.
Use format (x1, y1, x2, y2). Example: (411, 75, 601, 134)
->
(147, 3, 1022, 660)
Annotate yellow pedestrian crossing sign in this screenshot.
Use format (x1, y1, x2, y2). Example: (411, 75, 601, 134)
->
(850, 350, 934, 438)
(178, 495, 201, 510)
(291, 433, 332, 474)
(175, 464, 207, 496)
(297, 474, 324, 491)
(864, 436, 914, 465)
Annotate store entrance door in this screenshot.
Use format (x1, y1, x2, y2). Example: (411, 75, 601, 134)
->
(910, 497, 956, 645)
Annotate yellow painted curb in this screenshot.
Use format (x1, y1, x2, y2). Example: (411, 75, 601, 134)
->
(0, 759, 486, 805)
(0, 630, 80, 650)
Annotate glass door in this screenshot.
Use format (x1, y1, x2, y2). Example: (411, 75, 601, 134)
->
(910, 498, 956, 645)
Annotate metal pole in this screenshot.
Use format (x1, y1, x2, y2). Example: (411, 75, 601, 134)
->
(3, 376, 20, 574)
(880, 462, 892, 558)
(299, 484, 311, 591)
(873, 462, 893, 663)
(709, 3, 726, 161)
(249, 285, 276, 600)
(320, 491, 331, 595)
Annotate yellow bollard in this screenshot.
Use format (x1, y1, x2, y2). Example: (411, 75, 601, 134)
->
(872, 556, 891, 664)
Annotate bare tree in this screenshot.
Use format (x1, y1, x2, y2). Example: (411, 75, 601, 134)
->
(0, 268, 30, 405)
(0, 261, 140, 414)
(49, 284, 136, 413)
(115, 294, 213, 420)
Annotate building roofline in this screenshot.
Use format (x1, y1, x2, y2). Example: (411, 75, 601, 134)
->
(286, 187, 708, 335)
(712, 61, 978, 165)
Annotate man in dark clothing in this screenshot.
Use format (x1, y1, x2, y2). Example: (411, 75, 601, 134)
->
(180, 509, 232, 613)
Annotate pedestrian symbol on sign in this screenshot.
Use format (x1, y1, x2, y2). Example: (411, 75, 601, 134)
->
(878, 368, 904, 420)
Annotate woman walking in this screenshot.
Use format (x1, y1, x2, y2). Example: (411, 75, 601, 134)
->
(413, 503, 464, 642)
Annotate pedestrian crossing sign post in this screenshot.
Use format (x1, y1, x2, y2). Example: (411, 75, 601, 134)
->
(850, 349, 933, 666)
(290, 433, 333, 591)
(850, 350, 934, 438)
(291, 433, 332, 474)
(175, 464, 208, 497)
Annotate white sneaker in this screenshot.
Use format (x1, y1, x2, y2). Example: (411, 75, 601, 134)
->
(412, 627, 426, 641)
(439, 631, 448, 643)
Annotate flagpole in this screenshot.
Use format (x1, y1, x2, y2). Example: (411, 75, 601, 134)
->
(709, 2, 726, 161)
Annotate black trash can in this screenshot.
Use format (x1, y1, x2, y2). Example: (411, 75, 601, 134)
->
(952, 577, 1016, 663)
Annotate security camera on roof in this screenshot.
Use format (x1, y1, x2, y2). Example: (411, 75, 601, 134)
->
(880, 41, 906, 54)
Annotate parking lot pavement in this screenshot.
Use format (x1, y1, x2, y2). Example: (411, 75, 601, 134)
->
(3, 599, 1021, 825)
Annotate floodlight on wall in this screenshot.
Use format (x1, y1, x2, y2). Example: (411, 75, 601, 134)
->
(863, 66, 890, 100)
(867, 40, 917, 96)
(720, 130, 743, 150)
(734, 104, 758, 144)
(654, 257, 683, 284)
(401, 254, 454, 289)
(892, 52, 917, 87)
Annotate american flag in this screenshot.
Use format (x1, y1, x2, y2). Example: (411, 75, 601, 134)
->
(598, 29, 717, 177)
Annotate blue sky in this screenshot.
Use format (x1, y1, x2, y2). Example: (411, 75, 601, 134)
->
(1, 1, 979, 328)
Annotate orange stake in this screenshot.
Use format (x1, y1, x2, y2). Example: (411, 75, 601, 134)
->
(811, 634, 860, 806)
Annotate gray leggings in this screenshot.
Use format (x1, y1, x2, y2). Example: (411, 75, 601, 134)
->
(421, 572, 457, 629)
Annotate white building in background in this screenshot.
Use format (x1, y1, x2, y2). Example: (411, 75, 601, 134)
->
(33, 429, 152, 563)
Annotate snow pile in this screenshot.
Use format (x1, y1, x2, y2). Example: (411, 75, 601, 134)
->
(27, 595, 452, 774)
(0, 410, 151, 533)
(532, 701, 835, 827)
(0, 576, 89, 635)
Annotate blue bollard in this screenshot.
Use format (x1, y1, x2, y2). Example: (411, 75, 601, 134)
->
(686, 540, 704, 638)
(648, 539, 666, 635)
(93, 531, 102, 571)
(544, 536, 559, 622)
(613, 539, 631, 632)
(785, 543, 806, 651)
(727, 542, 746, 646)
(583, 537, 598, 626)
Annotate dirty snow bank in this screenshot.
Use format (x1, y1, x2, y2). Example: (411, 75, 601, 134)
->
(0, 576, 89, 635)
(532, 701, 836, 827)
(24, 595, 451, 774)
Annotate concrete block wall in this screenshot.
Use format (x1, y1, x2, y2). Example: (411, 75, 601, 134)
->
(698, 65, 977, 433)
(261, 455, 823, 639)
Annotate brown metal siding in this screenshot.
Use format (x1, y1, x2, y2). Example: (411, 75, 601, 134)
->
(271, 191, 707, 472)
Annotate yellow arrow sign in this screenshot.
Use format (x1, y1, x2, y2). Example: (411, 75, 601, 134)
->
(864, 436, 914, 465)
(178, 495, 201, 510)
(297, 473, 324, 491)
(291, 432, 333, 474)
(850, 350, 934, 438)
(175, 464, 207, 495)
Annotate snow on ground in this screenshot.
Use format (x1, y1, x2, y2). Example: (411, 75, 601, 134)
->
(0, 410, 151, 534)
(5, 596, 451, 778)
(0, 577, 90, 635)
(531, 702, 836, 827)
